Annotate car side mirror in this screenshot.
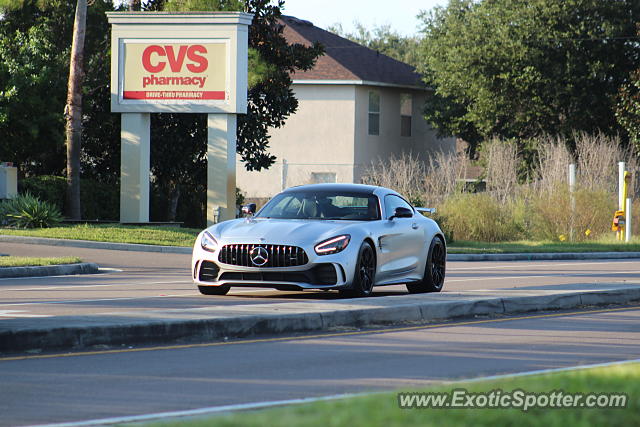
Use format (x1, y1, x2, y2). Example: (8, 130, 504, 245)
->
(390, 207, 413, 220)
(242, 203, 256, 216)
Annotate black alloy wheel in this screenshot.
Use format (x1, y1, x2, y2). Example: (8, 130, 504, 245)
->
(407, 236, 446, 294)
(341, 241, 376, 298)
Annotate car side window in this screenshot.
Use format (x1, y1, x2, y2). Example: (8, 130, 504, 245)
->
(384, 195, 413, 219)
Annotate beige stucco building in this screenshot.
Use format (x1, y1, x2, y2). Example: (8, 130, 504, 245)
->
(237, 17, 455, 199)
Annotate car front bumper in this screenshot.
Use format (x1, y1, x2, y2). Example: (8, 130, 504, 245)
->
(191, 239, 358, 291)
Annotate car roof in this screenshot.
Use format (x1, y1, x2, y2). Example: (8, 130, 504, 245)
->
(282, 183, 396, 196)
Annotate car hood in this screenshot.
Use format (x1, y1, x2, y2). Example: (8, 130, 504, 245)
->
(208, 218, 356, 245)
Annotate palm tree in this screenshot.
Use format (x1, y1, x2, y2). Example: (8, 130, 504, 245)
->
(64, 0, 87, 220)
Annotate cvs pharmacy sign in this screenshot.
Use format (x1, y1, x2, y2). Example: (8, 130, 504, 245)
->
(122, 40, 227, 101)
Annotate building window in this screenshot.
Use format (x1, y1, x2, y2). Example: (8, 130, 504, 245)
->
(311, 172, 336, 184)
(400, 93, 412, 137)
(368, 91, 380, 135)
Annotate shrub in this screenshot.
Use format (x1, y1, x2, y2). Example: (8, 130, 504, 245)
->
(0, 192, 63, 228)
(19, 175, 119, 220)
(527, 185, 616, 241)
(438, 193, 524, 242)
(19, 175, 66, 211)
(80, 179, 119, 220)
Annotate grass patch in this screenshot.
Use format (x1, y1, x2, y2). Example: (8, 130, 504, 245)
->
(142, 363, 638, 426)
(0, 224, 200, 247)
(1, 225, 638, 254)
(449, 237, 640, 254)
(0, 256, 82, 267)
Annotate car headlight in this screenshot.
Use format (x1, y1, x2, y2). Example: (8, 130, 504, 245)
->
(201, 231, 218, 252)
(314, 234, 350, 255)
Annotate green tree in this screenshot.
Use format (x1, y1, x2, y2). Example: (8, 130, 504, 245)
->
(0, 0, 114, 219)
(0, 1, 71, 175)
(1, 0, 322, 226)
(617, 69, 640, 152)
(419, 0, 640, 154)
(141, 0, 322, 226)
(616, 25, 640, 152)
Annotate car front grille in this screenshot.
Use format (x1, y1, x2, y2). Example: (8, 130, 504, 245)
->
(218, 244, 309, 267)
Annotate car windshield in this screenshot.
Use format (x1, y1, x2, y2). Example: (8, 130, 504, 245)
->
(256, 191, 381, 221)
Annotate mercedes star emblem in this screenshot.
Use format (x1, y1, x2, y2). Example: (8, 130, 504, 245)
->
(250, 246, 269, 266)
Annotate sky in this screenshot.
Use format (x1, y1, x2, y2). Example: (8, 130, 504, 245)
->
(280, 0, 449, 37)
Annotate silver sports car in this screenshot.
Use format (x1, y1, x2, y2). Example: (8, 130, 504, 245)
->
(191, 183, 446, 297)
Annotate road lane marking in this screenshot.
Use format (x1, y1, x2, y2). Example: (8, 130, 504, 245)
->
(445, 270, 640, 283)
(0, 293, 197, 307)
(447, 260, 640, 270)
(27, 393, 366, 427)
(0, 280, 191, 291)
(0, 310, 51, 318)
(1, 305, 636, 362)
(19, 358, 640, 427)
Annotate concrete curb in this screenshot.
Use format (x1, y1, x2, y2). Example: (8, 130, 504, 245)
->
(3, 234, 640, 261)
(0, 235, 191, 254)
(2, 287, 639, 355)
(0, 262, 100, 279)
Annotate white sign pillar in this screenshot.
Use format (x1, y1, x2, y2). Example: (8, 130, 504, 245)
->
(120, 113, 150, 222)
(619, 161, 626, 210)
(107, 12, 252, 225)
(207, 114, 237, 224)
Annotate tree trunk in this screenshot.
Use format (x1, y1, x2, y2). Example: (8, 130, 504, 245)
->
(167, 182, 181, 222)
(64, 0, 87, 220)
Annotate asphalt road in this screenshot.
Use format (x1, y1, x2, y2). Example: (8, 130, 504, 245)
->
(2, 242, 640, 318)
(1, 307, 639, 426)
(2, 243, 640, 425)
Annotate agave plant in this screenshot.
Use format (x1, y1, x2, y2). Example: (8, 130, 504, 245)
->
(0, 192, 63, 228)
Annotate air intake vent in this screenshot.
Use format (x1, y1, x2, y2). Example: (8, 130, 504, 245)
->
(199, 261, 220, 282)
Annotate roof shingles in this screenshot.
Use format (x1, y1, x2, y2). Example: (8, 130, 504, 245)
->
(281, 16, 424, 88)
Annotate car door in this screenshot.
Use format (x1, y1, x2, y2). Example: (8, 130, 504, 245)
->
(374, 194, 425, 283)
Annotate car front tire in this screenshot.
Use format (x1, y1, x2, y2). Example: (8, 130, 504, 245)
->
(340, 241, 376, 298)
(407, 235, 446, 294)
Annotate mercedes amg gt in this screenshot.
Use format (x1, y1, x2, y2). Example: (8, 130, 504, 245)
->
(191, 183, 446, 297)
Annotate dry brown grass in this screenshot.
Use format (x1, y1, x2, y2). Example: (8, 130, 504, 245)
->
(575, 132, 638, 194)
(424, 151, 470, 206)
(360, 151, 469, 206)
(483, 138, 518, 203)
(534, 135, 574, 193)
(360, 134, 637, 242)
(360, 152, 426, 205)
